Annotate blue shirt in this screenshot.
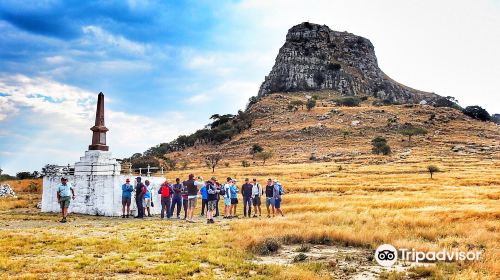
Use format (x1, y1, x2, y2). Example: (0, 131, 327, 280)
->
(200, 186, 208, 199)
(57, 183, 73, 197)
(122, 184, 133, 198)
(273, 183, 284, 199)
(144, 184, 152, 199)
(230, 184, 239, 199)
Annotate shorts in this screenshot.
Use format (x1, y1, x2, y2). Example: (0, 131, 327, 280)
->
(122, 197, 131, 206)
(207, 200, 217, 211)
(275, 198, 282, 209)
(266, 197, 275, 208)
(224, 197, 231, 206)
(188, 197, 197, 208)
(143, 198, 151, 207)
(252, 196, 261, 206)
(59, 196, 71, 208)
(231, 198, 238, 205)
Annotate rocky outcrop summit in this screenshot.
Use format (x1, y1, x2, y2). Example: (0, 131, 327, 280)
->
(258, 22, 439, 104)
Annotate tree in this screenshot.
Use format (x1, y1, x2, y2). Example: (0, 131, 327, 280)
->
(313, 72, 325, 86)
(290, 100, 304, 109)
(400, 127, 428, 143)
(16, 171, 34, 180)
(427, 165, 439, 179)
(341, 129, 351, 140)
(206, 153, 222, 173)
(165, 158, 177, 171)
(371, 137, 391, 155)
(41, 164, 58, 176)
(306, 99, 317, 111)
(462, 106, 491, 121)
(255, 151, 273, 166)
(250, 144, 264, 158)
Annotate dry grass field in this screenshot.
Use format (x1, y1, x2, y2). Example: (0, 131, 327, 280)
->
(1, 92, 499, 279)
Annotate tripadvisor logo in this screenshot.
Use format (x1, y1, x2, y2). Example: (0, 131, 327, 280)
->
(375, 244, 482, 267)
(375, 244, 397, 267)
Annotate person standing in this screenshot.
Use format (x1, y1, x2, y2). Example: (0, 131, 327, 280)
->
(230, 179, 239, 218)
(265, 178, 275, 218)
(206, 178, 219, 224)
(135, 177, 145, 218)
(183, 174, 203, 222)
(181, 181, 189, 220)
(273, 179, 285, 217)
(214, 181, 221, 217)
(241, 178, 253, 218)
(252, 178, 263, 218)
(222, 177, 232, 219)
(143, 180, 153, 217)
(121, 178, 133, 218)
(158, 179, 172, 219)
(200, 183, 208, 217)
(57, 177, 75, 223)
(170, 178, 183, 219)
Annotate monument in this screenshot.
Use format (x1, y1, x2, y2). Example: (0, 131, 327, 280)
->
(41, 92, 164, 216)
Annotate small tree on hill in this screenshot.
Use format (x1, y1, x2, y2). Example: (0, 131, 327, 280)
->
(255, 151, 273, 166)
(400, 127, 428, 143)
(427, 165, 439, 179)
(306, 99, 317, 111)
(250, 144, 264, 158)
(371, 137, 391, 155)
(206, 153, 222, 173)
(462, 106, 491, 121)
(16, 171, 34, 180)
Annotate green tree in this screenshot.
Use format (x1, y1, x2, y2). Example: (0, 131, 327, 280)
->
(462, 106, 491, 121)
(250, 144, 264, 158)
(306, 99, 317, 111)
(400, 127, 428, 143)
(16, 171, 34, 180)
(206, 153, 222, 173)
(427, 165, 439, 179)
(371, 137, 391, 155)
(255, 151, 273, 166)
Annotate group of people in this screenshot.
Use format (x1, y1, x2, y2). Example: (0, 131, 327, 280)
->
(121, 174, 285, 224)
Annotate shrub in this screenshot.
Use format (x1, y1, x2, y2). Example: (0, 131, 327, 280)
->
(462, 106, 491, 121)
(332, 97, 361, 107)
(295, 243, 311, 252)
(306, 99, 317, 111)
(327, 63, 341, 71)
(253, 238, 281, 255)
(427, 165, 439, 179)
(371, 137, 391, 155)
(241, 160, 251, 167)
(224, 162, 230, 168)
(250, 144, 264, 156)
(293, 253, 308, 262)
(27, 181, 39, 193)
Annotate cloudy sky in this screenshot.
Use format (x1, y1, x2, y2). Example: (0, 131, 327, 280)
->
(0, 0, 499, 174)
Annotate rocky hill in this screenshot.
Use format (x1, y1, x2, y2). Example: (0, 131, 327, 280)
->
(258, 22, 439, 104)
(163, 91, 499, 167)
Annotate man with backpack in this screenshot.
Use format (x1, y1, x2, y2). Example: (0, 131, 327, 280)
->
(200, 182, 208, 217)
(134, 177, 146, 218)
(205, 177, 219, 224)
(241, 178, 253, 218)
(252, 178, 263, 218)
(230, 179, 239, 218)
(273, 179, 285, 217)
(170, 178, 183, 219)
(158, 179, 172, 219)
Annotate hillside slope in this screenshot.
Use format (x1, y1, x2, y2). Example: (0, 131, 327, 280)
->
(164, 91, 500, 166)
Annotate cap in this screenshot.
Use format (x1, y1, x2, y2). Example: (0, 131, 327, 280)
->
(136, 177, 141, 181)
(211, 176, 217, 181)
(273, 179, 278, 183)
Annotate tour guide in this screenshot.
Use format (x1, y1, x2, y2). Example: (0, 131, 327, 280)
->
(57, 177, 75, 223)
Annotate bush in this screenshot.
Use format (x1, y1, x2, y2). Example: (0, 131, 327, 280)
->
(224, 162, 230, 168)
(27, 181, 39, 193)
(293, 253, 308, 262)
(253, 238, 281, 255)
(250, 144, 264, 156)
(371, 137, 391, 155)
(306, 99, 317, 111)
(462, 106, 491, 121)
(332, 97, 361, 107)
(241, 160, 251, 167)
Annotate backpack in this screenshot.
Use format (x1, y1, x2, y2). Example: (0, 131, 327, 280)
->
(219, 186, 226, 196)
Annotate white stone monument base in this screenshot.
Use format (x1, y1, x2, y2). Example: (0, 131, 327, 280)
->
(41, 175, 166, 216)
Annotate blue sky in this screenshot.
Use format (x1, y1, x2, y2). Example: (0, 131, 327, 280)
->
(0, 0, 499, 174)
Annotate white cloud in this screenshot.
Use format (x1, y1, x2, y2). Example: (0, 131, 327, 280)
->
(81, 25, 147, 55)
(0, 74, 200, 174)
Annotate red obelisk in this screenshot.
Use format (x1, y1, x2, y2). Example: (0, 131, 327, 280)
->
(89, 92, 109, 151)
